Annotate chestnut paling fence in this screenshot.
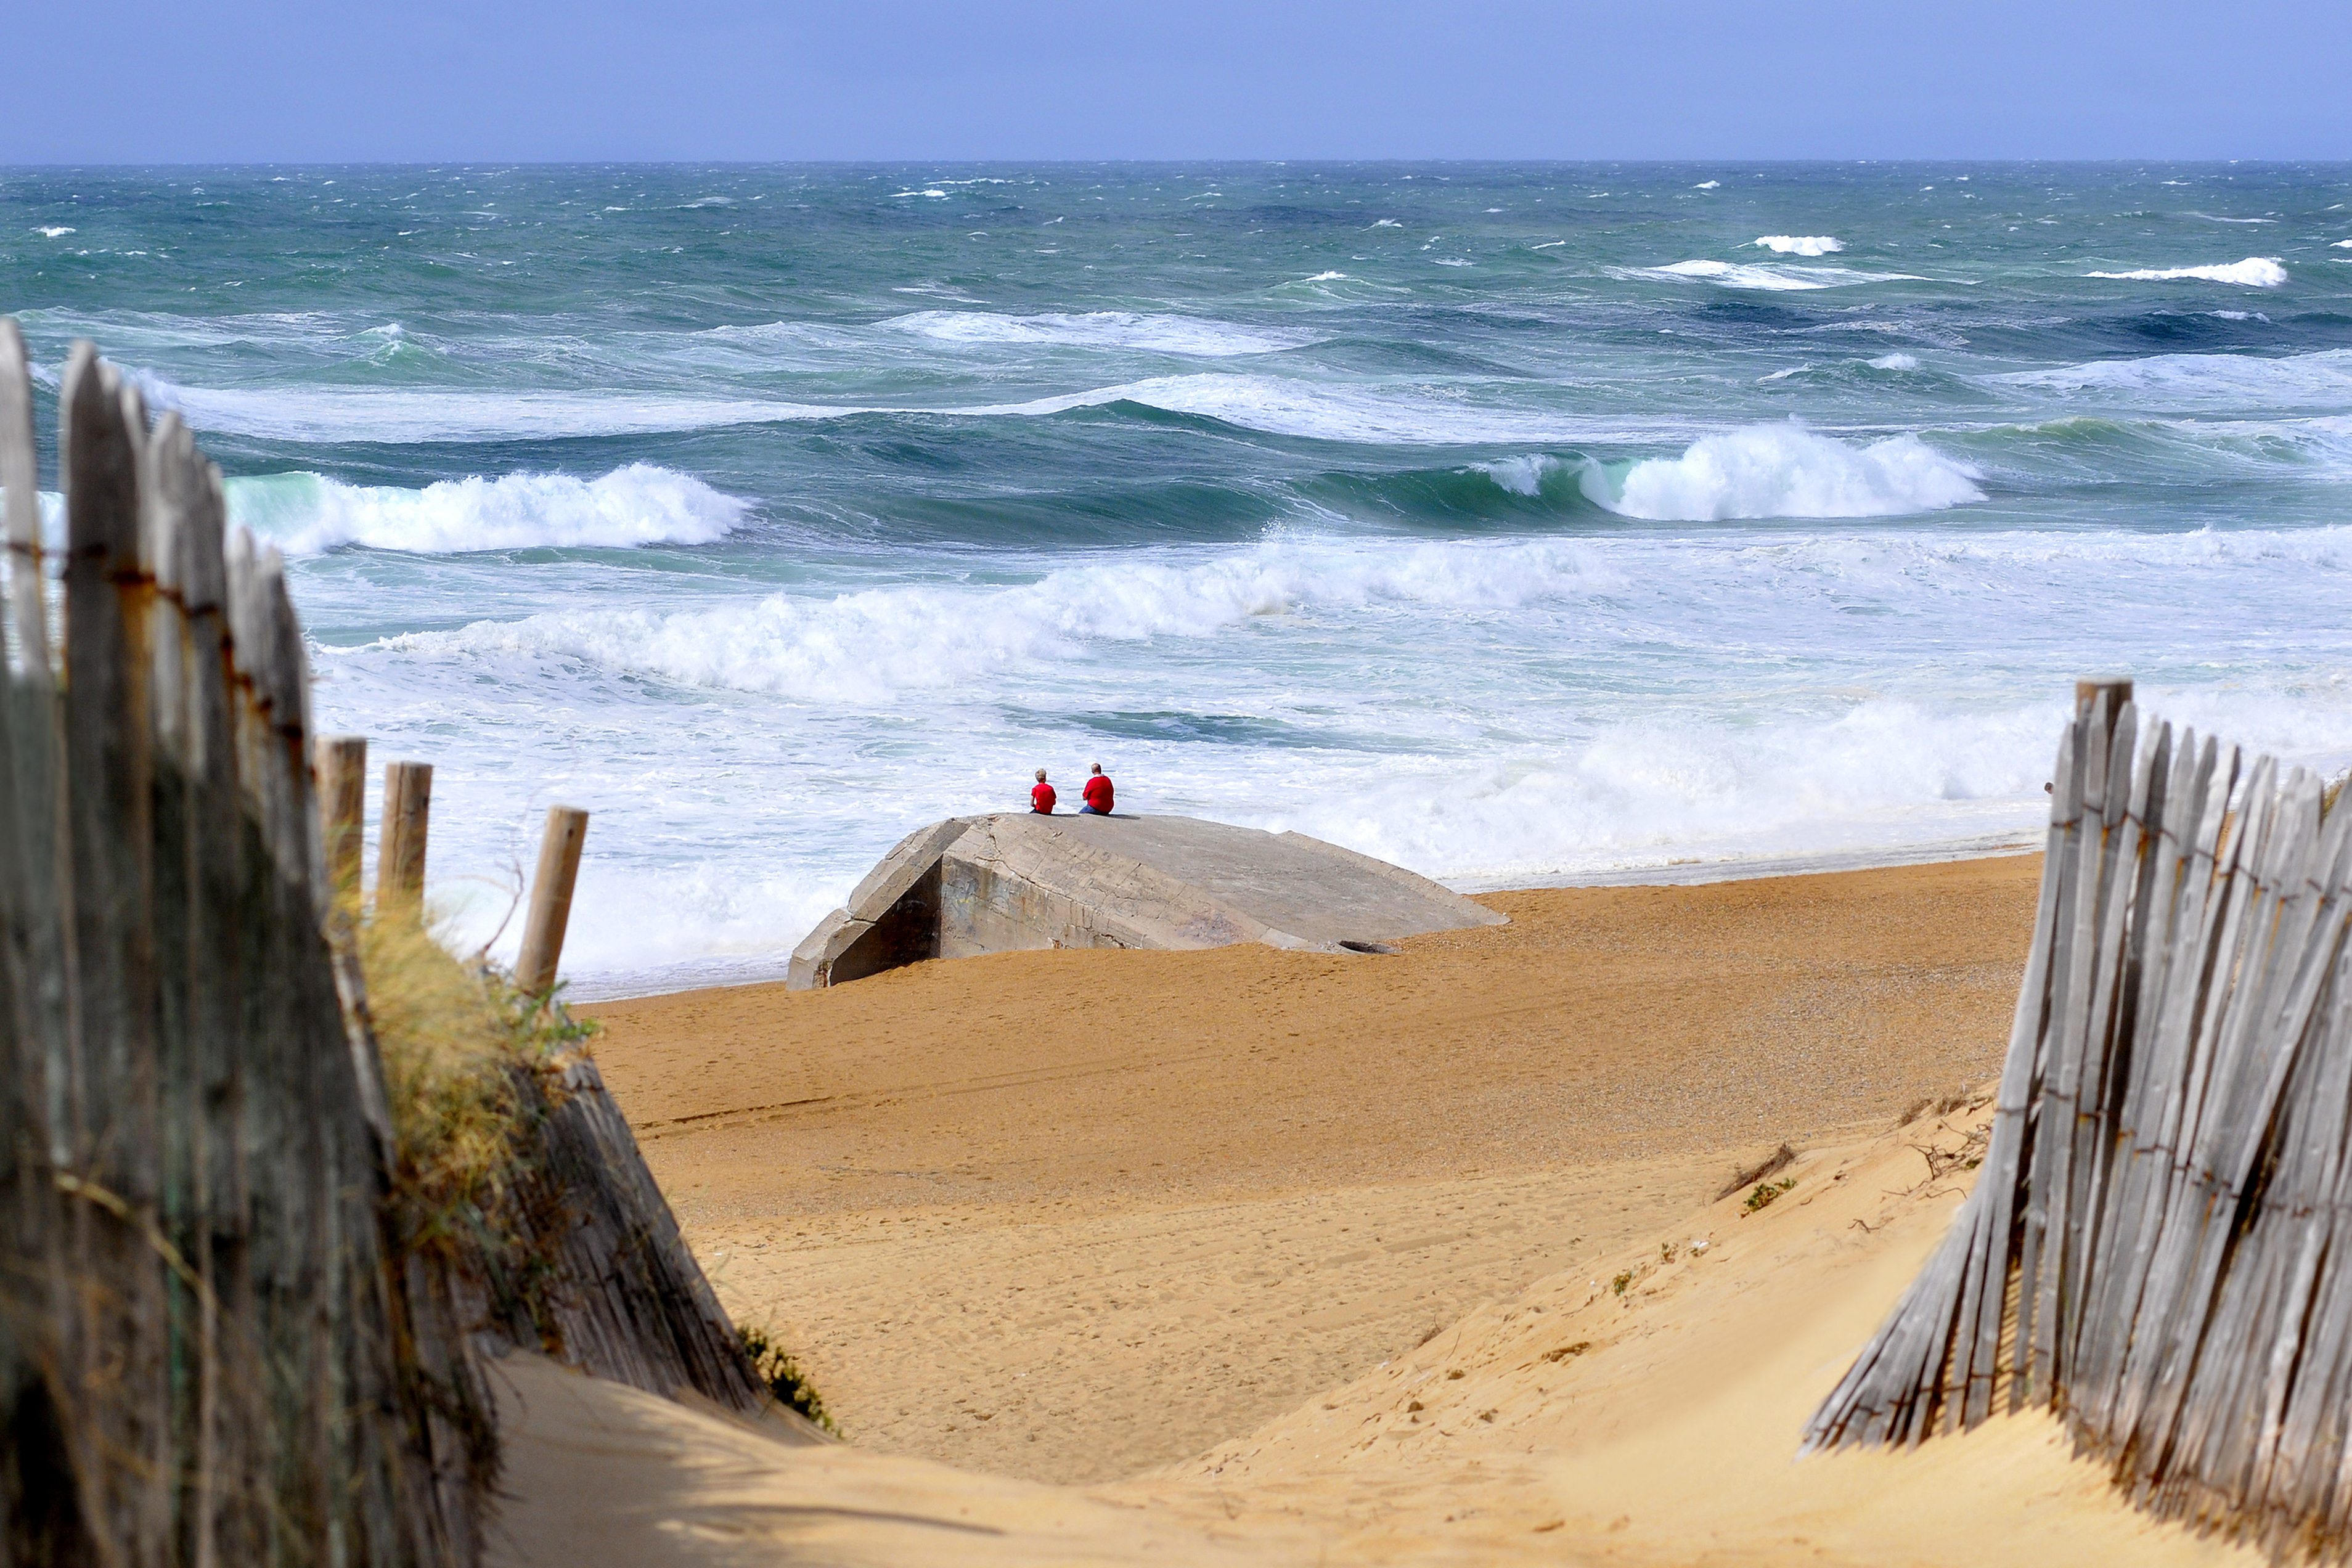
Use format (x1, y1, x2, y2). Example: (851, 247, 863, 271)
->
(1805, 681, 2352, 1558)
(0, 324, 767, 1567)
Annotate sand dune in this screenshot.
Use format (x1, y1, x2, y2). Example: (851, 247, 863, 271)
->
(515, 855, 2255, 1563)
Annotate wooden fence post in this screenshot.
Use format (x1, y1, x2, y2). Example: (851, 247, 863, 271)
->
(515, 806, 588, 997)
(378, 761, 431, 917)
(314, 736, 367, 904)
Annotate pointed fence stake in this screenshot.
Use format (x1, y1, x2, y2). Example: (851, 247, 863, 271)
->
(377, 760, 431, 918)
(312, 736, 367, 904)
(515, 805, 589, 997)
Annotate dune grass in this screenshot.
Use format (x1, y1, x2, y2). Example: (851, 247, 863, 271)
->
(357, 909, 592, 1343)
(360, 909, 835, 1426)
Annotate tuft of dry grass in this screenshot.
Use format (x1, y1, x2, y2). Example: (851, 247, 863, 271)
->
(357, 909, 590, 1312)
(364, 913, 533, 1256)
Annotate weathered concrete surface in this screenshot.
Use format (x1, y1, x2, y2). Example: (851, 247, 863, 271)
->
(788, 813, 1505, 989)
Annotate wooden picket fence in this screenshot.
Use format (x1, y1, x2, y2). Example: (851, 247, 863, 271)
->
(1805, 680, 2352, 1558)
(0, 324, 768, 1565)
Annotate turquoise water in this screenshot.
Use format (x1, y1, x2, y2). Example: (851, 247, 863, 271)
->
(6, 163, 2352, 986)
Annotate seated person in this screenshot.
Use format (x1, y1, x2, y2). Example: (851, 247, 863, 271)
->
(1031, 768, 1056, 814)
(1080, 763, 1113, 815)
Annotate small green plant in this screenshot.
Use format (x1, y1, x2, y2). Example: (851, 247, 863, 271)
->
(1611, 1270, 1634, 1296)
(1743, 1177, 1799, 1215)
(741, 1325, 836, 1434)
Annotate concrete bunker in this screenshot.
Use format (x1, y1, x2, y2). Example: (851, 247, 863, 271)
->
(788, 812, 1506, 989)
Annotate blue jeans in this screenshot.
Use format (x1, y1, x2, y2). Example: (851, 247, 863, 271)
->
(1079, 804, 1108, 814)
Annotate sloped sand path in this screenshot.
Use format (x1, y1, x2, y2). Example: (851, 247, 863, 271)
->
(486, 1105, 2262, 1567)
(585, 857, 2040, 1485)
(483, 1350, 1274, 1567)
(1114, 1100, 2264, 1566)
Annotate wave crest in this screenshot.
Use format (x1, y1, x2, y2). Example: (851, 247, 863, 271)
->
(1585, 424, 1984, 521)
(2085, 257, 2289, 287)
(1754, 235, 1844, 256)
(229, 463, 748, 554)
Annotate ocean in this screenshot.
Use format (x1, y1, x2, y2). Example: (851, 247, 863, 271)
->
(5, 161, 2350, 992)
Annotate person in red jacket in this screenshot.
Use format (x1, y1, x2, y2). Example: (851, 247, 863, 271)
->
(1080, 762, 1114, 815)
(1031, 768, 1056, 814)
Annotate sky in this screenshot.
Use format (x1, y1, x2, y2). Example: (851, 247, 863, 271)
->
(4, 0, 2348, 163)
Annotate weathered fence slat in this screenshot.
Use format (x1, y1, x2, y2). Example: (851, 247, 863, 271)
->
(513, 806, 588, 998)
(0, 334, 489, 1566)
(378, 761, 431, 917)
(0, 320, 44, 685)
(315, 735, 368, 901)
(0, 327, 780, 1564)
(1803, 683, 2352, 1561)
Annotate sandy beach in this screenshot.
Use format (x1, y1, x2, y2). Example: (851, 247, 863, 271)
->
(458, 851, 2283, 1565)
(586, 858, 2035, 1482)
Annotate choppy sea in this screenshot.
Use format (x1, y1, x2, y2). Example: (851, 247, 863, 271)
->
(5, 162, 2351, 990)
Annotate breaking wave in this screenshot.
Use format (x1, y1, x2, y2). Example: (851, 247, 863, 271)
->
(1754, 235, 1844, 256)
(228, 464, 748, 554)
(370, 536, 1631, 703)
(1582, 424, 1985, 521)
(2084, 257, 2289, 287)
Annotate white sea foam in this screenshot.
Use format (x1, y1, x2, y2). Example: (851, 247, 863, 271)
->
(1754, 235, 1843, 256)
(229, 464, 747, 554)
(371, 536, 1633, 705)
(1869, 353, 1921, 370)
(147, 379, 835, 443)
(35, 226, 75, 238)
(314, 518, 2352, 977)
(24, 308, 398, 355)
(1995, 348, 2352, 406)
(886, 309, 1305, 357)
(1625, 259, 1924, 292)
(1694, 181, 1720, 190)
(1586, 424, 1985, 521)
(2084, 257, 2289, 287)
